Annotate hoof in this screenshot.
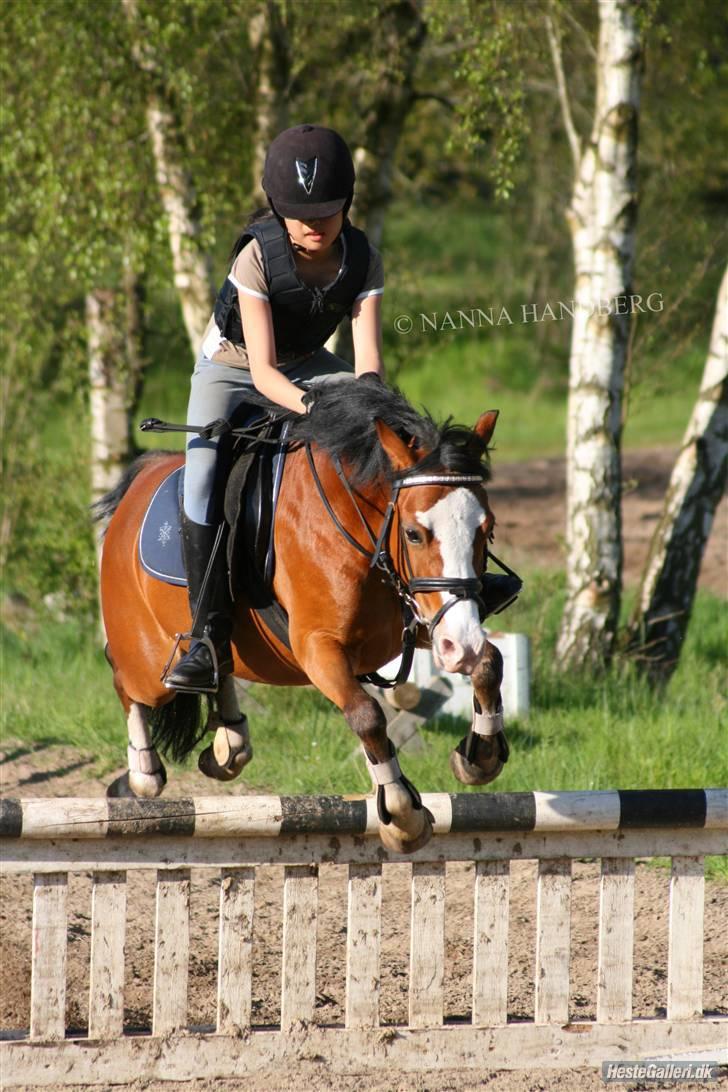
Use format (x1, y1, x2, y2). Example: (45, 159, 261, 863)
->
(128, 768, 167, 798)
(106, 772, 134, 798)
(198, 742, 252, 782)
(449, 731, 508, 786)
(378, 807, 434, 855)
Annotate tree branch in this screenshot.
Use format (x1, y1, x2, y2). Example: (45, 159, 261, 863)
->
(410, 90, 455, 112)
(545, 9, 581, 172)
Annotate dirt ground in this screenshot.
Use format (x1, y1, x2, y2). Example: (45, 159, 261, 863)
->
(487, 447, 727, 598)
(1, 448, 726, 1091)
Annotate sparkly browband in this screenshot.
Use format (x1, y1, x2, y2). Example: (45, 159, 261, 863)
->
(395, 473, 484, 488)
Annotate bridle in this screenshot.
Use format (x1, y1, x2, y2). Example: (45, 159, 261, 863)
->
(305, 443, 496, 686)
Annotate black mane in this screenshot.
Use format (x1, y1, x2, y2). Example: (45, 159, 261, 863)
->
(288, 373, 491, 485)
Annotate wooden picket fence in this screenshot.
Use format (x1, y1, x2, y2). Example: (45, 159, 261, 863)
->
(0, 790, 726, 1084)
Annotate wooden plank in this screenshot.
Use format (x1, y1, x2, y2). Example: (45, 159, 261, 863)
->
(281, 864, 318, 1030)
(597, 857, 634, 1024)
(3, 1019, 727, 1084)
(409, 861, 445, 1029)
(88, 871, 126, 1039)
(472, 859, 509, 1026)
(217, 867, 255, 1034)
(668, 855, 705, 1020)
(30, 872, 67, 1041)
(3, 827, 727, 873)
(534, 858, 571, 1025)
(153, 868, 190, 1036)
(345, 863, 382, 1029)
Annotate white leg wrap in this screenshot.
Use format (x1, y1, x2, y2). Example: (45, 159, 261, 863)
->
(367, 752, 402, 786)
(127, 703, 150, 749)
(127, 743, 161, 776)
(126, 704, 162, 775)
(472, 700, 504, 737)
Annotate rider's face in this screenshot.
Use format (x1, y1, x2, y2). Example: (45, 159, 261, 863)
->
(284, 211, 344, 255)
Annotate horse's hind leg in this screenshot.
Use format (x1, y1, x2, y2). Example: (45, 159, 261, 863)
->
(197, 676, 253, 782)
(450, 639, 510, 786)
(107, 701, 168, 799)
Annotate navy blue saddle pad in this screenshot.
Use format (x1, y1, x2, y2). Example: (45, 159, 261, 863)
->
(138, 466, 187, 586)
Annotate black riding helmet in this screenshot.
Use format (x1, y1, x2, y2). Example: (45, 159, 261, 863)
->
(262, 124, 355, 221)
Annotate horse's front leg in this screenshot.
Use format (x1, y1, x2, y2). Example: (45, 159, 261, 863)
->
(299, 634, 433, 854)
(450, 639, 510, 786)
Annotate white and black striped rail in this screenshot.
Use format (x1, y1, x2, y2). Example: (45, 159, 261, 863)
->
(2, 789, 727, 840)
(1, 789, 726, 1083)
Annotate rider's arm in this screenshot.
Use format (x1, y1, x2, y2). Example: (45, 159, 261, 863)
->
(239, 292, 307, 414)
(351, 286, 384, 379)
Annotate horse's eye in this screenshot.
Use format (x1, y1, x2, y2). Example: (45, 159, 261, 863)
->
(405, 527, 423, 545)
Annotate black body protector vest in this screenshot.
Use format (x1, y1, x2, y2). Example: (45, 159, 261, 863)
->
(213, 216, 370, 357)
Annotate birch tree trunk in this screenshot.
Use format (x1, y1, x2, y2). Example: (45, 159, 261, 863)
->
(87, 271, 145, 553)
(328, 0, 426, 360)
(249, 0, 291, 207)
(122, 0, 213, 356)
(625, 265, 728, 684)
(553, 0, 643, 668)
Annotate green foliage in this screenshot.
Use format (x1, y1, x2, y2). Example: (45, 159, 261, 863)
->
(427, 0, 529, 200)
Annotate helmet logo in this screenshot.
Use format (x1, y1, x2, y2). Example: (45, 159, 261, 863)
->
(295, 157, 317, 195)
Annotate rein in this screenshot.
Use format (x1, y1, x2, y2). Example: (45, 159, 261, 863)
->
(304, 443, 490, 688)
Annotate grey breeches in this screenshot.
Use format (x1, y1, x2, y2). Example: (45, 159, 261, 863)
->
(183, 348, 354, 524)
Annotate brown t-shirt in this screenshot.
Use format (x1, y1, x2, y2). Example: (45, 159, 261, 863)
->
(201, 235, 384, 368)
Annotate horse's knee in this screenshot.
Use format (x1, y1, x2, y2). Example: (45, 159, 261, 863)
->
(344, 694, 387, 748)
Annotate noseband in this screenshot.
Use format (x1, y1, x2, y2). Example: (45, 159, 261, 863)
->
(305, 445, 487, 642)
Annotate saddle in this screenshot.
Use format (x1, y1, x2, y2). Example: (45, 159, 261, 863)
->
(138, 416, 293, 647)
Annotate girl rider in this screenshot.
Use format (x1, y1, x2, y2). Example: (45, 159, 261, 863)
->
(165, 124, 384, 694)
(166, 124, 519, 695)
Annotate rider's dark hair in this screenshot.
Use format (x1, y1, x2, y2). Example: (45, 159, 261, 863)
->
(227, 207, 275, 263)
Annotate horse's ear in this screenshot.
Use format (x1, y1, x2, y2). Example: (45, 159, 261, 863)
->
(474, 410, 499, 445)
(375, 419, 417, 473)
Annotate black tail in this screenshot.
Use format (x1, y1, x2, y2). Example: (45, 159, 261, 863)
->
(148, 693, 207, 764)
(91, 451, 171, 532)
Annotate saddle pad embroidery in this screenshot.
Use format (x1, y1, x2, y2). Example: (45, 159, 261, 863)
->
(138, 466, 187, 587)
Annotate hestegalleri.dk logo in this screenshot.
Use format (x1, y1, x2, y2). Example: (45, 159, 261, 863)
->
(392, 292, 665, 335)
(601, 1059, 724, 1083)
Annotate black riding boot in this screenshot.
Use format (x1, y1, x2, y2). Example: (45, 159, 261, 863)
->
(164, 516, 234, 693)
(481, 573, 522, 618)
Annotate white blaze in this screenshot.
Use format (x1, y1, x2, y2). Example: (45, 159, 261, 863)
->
(416, 488, 486, 668)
